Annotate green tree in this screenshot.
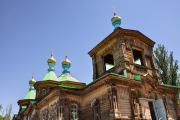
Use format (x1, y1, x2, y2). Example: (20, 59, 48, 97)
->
(177, 74, 180, 86)
(154, 44, 169, 84)
(154, 44, 179, 85)
(0, 104, 3, 120)
(0, 104, 12, 120)
(169, 52, 179, 85)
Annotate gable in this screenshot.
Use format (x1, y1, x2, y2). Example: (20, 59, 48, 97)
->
(88, 27, 155, 56)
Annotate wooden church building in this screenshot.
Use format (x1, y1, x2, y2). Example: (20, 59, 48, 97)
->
(13, 13, 180, 120)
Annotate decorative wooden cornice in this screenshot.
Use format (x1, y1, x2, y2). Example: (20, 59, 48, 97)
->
(18, 99, 30, 106)
(88, 27, 155, 56)
(33, 72, 178, 101)
(34, 80, 60, 89)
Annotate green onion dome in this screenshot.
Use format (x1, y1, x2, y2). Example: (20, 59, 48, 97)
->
(43, 53, 58, 81)
(58, 56, 87, 89)
(24, 76, 36, 100)
(58, 56, 80, 82)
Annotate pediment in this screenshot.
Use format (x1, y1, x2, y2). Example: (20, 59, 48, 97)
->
(88, 27, 155, 56)
(120, 28, 155, 47)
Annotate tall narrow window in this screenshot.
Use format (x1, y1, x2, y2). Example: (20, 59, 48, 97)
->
(104, 54, 114, 71)
(133, 49, 144, 66)
(70, 104, 78, 120)
(112, 89, 118, 110)
(146, 56, 154, 68)
(93, 100, 101, 120)
(59, 105, 63, 120)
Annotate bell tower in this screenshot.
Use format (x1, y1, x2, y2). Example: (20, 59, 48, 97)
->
(88, 13, 160, 81)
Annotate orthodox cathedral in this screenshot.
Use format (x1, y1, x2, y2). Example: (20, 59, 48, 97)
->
(13, 13, 180, 120)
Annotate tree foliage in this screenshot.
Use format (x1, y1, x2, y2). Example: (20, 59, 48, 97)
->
(0, 104, 12, 120)
(177, 74, 180, 86)
(154, 44, 179, 85)
(169, 52, 179, 85)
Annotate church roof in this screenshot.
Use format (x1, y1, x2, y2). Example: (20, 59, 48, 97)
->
(58, 56, 80, 83)
(58, 73, 80, 82)
(23, 89, 36, 100)
(43, 53, 58, 81)
(88, 27, 155, 56)
(24, 77, 36, 100)
(43, 71, 58, 81)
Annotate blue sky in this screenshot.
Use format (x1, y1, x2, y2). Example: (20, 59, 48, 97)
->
(0, 0, 179, 114)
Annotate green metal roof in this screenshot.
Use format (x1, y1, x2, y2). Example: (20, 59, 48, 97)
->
(43, 71, 58, 81)
(162, 84, 180, 88)
(24, 77, 36, 100)
(43, 53, 58, 81)
(24, 90, 36, 99)
(58, 56, 80, 83)
(58, 73, 80, 82)
(24, 87, 36, 100)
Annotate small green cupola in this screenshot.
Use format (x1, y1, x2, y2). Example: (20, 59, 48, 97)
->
(58, 56, 86, 89)
(58, 56, 80, 82)
(43, 53, 58, 81)
(24, 76, 36, 100)
(111, 12, 121, 29)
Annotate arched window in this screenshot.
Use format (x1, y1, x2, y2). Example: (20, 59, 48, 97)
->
(103, 54, 114, 71)
(70, 104, 78, 120)
(92, 99, 101, 120)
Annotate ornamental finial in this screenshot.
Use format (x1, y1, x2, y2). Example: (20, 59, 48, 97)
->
(47, 53, 56, 72)
(62, 56, 71, 73)
(47, 52, 56, 64)
(29, 76, 36, 86)
(111, 12, 121, 29)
